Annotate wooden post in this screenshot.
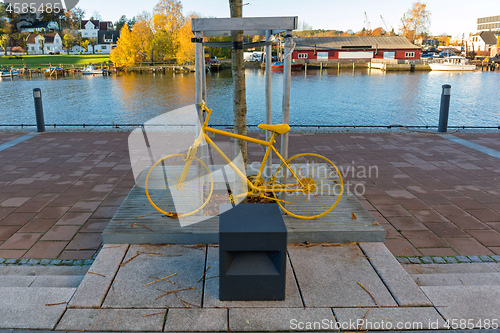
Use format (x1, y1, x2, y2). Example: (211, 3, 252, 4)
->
(281, 30, 292, 162)
(265, 30, 272, 177)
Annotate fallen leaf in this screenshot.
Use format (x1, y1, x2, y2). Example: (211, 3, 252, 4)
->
(373, 222, 379, 225)
(352, 212, 357, 220)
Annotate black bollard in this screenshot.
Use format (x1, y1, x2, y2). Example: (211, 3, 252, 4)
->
(438, 84, 451, 133)
(33, 88, 45, 132)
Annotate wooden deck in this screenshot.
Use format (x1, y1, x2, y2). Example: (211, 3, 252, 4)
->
(103, 166, 385, 244)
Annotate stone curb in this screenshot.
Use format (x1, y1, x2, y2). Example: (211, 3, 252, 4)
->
(397, 255, 500, 264)
(0, 258, 94, 266)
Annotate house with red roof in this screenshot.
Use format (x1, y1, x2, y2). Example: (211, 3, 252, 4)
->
(26, 32, 63, 55)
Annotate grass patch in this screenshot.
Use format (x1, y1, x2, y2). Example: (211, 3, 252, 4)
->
(0, 54, 110, 69)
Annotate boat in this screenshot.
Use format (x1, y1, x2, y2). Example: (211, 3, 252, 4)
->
(1, 68, 20, 77)
(271, 61, 303, 70)
(81, 65, 107, 75)
(44, 67, 64, 76)
(429, 56, 476, 71)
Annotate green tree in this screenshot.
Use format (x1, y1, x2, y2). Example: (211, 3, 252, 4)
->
(39, 35, 45, 54)
(0, 34, 10, 55)
(114, 15, 129, 31)
(88, 37, 97, 54)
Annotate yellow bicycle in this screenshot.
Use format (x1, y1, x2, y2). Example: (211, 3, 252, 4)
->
(145, 103, 343, 219)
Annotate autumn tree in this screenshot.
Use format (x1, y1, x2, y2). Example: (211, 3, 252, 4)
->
(110, 24, 139, 66)
(175, 17, 195, 64)
(400, 2, 431, 43)
(133, 17, 154, 63)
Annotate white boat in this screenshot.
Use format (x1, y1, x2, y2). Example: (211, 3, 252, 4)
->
(81, 65, 107, 75)
(429, 56, 476, 71)
(1, 68, 20, 77)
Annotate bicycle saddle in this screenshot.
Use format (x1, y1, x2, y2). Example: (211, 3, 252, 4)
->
(257, 123, 290, 135)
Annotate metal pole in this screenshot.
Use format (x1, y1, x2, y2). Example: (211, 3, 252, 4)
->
(281, 30, 292, 162)
(194, 31, 204, 116)
(438, 84, 451, 133)
(33, 88, 45, 132)
(202, 41, 207, 103)
(265, 30, 272, 177)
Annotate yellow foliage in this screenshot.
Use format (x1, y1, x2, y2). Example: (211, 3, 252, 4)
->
(175, 17, 194, 64)
(399, 2, 431, 43)
(111, 24, 139, 66)
(111, 0, 194, 65)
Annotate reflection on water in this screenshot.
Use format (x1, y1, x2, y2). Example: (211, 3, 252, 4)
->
(0, 69, 498, 127)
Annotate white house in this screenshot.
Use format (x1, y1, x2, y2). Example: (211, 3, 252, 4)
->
(94, 30, 119, 54)
(27, 33, 63, 55)
(80, 20, 113, 39)
(467, 31, 498, 53)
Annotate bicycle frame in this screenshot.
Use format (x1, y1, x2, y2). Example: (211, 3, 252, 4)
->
(177, 104, 304, 199)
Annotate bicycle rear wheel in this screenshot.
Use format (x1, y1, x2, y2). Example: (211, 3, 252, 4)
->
(272, 153, 343, 219)
(145, 153, 213, 217)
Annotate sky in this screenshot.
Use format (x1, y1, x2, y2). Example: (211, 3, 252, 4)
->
(78, 0, 500, 39)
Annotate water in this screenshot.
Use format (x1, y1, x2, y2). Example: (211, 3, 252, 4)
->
(0, 69, 499, 127)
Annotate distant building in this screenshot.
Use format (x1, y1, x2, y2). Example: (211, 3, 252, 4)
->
(80, 20, 113, 39)
(26, 32, 63, 54)
(467, 31, 498, 54)
(19, 21, 59, 33)
(477, 15, 500, 32)
(94, 30, 120, 54)
(292, 36, 421, 62)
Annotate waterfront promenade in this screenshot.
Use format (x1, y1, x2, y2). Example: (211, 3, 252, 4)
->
(1, 131, 499, 260)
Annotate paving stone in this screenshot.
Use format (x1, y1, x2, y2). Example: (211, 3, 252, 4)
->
(102, 245, 204, 309)
(456, 256, 471, 263)
(5, 259, 17, 264)
(408, 257, 422, 264)
(480, 255, 495, 262)
(432, 257, 446, 264)
(0, 276, 36, 287)
(491, 255, 500, 262)
(19, 259, 29, 264)
(203, 247, 303, 308)
(359, 243, 431, 306)
(288, 244, 397, 307)
(420, 256, 433, 264)
(396, 257, 409, 264)
(69, 244, 128, 309)
(412, 273, 500, 287)
(73, 259, 84, 266)
(49, 259, 61, 265)
(39, 259, 52, 265)
(165, 308, 227, 332)
(468, 255, 482, 262)
(0, 259, 4, 264)
(229, 308, 334, 332)
(421, 286, 500, 324)
(56, 309, 164, 332)
(84, 259, 94, 265)
(0, 265, 89, 276)
(444, 256, 458, 263)
(30, 275, 85, 288)
(402, 263, 497, 275)
(0, 287, 75, 329)
(334, 307, 447, 330)
(22, 241, 68, 260)
(27, 259, 40, 265)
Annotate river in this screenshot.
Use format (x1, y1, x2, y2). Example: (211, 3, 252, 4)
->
(0, 68, 499, 128)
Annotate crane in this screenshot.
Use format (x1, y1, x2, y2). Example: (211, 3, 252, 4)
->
(364, 12, 371, 32)
(380, 15, 394, 35)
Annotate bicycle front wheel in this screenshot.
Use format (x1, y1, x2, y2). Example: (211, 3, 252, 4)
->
(145, 153, 213, 217)
(272, 153, 343, 219)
